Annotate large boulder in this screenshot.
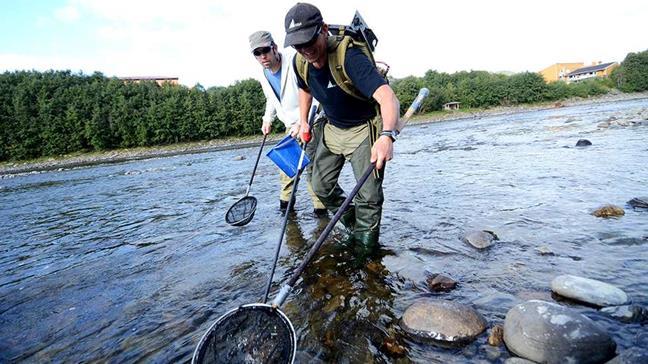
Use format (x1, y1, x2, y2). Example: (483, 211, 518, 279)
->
(551, 274, 628, 307)
(504, 300, 616, 364)
(400, 299, 487, 343)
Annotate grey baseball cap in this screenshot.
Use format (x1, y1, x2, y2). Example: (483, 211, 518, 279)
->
(283, 3, 323, 47)
(249, 31, 274, 52)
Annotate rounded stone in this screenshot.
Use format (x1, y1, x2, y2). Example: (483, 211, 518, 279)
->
(592, 204, 625, 218)
(551, 274, 628, 307)
(576, 139, 592, 146)
(426, 273, 457, 292)
(400, 299, 487, 343)
(504, 358, 537, 364)
(628, 197, 648, 209)
(463, 230, 499, 249)
(503, 300, 616, 364)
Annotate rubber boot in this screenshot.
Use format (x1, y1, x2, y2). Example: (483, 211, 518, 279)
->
(338, 206, 355, 232)
(279, 198, 296, 214)
(353, 230, 380, 254)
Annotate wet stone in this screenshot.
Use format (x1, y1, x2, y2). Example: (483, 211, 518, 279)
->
(463, 230, 499, 249)
(503, 300, 616, 364)
(628, 197, 648, 209)
(592, 204, 625, 218)
(322, 295, 345, 313)
(600, 305, 647, 323)
(605, 347, 648, 364)
(473, 292, 521, 317)
(487, 324, 504, 346)
(401, 299, 487, 343)
(551, 274, 628, 307)
(481, 344, 502, 360)
(504, 358, 537, 364)
(535, 245, 554, 256)
(380, 337, 407, 357)
(426, 273, 457, 292)
(576, 139, 592, 146)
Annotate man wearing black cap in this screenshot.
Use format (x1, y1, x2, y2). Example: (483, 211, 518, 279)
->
(284, 3, 400, 252)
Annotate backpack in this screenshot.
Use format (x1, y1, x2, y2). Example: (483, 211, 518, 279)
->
(295, 12, 388, 101)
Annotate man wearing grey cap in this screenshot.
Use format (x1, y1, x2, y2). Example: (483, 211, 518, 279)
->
(248, 30, 326, 216)
(283, 3, 400, 252)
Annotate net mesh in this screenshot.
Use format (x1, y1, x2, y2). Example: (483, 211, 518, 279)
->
(194, 305, 294, 364)
(226, 197, 257, 226)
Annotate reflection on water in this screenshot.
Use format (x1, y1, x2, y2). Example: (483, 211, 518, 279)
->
(1, 98, 647, 362)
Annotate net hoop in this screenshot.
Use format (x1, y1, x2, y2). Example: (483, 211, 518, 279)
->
(192, 303, 296, 364)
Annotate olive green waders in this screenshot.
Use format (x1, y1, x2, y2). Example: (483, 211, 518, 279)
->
(279, 123, 326, 211)
(311, 117, 384, 251)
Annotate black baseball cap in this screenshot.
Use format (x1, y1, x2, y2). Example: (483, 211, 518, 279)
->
(283, 3, 323, 47)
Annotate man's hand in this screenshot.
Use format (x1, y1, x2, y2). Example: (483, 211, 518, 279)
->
(371, 135, 393, 170)
(289, 123, 301, 138)
(261, 121, 272, 135)
(299, 122, 311, 143)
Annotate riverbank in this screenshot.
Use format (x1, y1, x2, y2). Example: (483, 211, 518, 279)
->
(2, 90, 647, 177)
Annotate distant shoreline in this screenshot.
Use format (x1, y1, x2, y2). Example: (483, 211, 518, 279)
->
(2, 91, 647, 178)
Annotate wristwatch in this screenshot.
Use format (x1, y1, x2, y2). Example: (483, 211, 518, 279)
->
(380, 129, 399, 142)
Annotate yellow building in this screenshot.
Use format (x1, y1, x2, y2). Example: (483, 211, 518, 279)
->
(565, 62, 619, 83)
(539, 63, 584, 83)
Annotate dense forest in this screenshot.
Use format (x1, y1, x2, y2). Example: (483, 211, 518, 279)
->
(1, 49, 646, 162)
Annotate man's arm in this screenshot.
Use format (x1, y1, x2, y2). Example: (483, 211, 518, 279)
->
(298, 88, 313, 142)
(261, 99, 276, 135)
(371, 84, 400, 170)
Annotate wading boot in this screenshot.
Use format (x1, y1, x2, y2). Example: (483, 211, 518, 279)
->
(313, 208, 328, 218)
(338, 206, 355, 233)
(279, 199, 296, 214)
(351, 230, 380, 261)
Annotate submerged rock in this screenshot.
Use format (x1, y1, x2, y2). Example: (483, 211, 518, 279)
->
(463, 230, 499, 249)
(504, 358, 537, 364)
(551, 274, 628, 307)
(600, 305, 647, 323)
(401, 299, 487, 343)
(426, 273, 457, 292)
(473, 292, 522, 317)
(576, 139, 592, 146)
(380, 337, 407, 357)
(535, 245, 554, 256)
(605, 347, 648, 364)
(487, 324, 504, 346)
(503, 300, 616, 364)
(592, 204, 625, 218)
(628, 197, 648, 209)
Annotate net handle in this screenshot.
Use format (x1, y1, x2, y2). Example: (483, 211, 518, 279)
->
(262, 105, 318, 303)
(272, 88, 429, 307)
(245, 134, 268, 196)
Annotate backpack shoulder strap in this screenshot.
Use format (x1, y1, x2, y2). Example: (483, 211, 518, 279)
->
(327, 35, 375, 100)
(294, 53, 310, 89)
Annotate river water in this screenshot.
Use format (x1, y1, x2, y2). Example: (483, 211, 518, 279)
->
(1, 98, 647, 363)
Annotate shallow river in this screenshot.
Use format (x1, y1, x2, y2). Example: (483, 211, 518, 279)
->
(1, 98, 647, 363)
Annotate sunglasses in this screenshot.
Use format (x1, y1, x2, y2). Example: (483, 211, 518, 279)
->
(253, 46, 272, 56)
(293, 26, 321, 51)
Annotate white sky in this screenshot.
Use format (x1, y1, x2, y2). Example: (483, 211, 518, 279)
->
(1, 0, 646, 87)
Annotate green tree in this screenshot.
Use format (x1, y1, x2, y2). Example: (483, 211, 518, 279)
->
(613, 49, 648, 92)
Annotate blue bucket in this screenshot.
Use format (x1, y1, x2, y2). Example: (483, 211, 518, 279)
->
(266, 135, 310, 178)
